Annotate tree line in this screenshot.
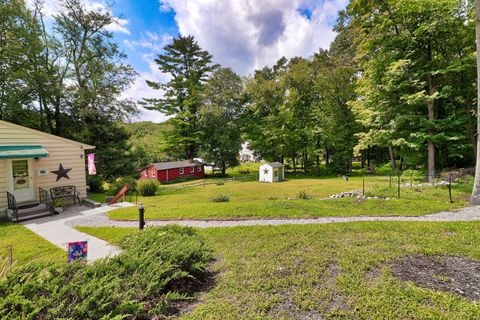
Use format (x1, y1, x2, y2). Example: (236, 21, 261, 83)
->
(146, 0, 477, 179)
(2, 0, 478, 182)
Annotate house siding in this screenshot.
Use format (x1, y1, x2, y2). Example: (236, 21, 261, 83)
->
(0, 121, 92, 211)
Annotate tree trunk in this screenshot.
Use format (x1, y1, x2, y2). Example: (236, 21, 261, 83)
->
(388, 146, 396, 171)
(466, 97, 477, 162)
(471, 0, 480, 204)
(426, 73, 436, 183)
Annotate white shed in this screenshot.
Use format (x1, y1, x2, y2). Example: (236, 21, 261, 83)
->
(259, 162, 284, 183)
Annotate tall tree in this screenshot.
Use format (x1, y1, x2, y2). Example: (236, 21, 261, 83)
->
(145, 35, 217, 159)
(199, 67, 244, 175)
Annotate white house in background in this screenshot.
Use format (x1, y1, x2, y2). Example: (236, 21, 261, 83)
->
(259, 162, 284, 183)
(239, 142, 259, 162)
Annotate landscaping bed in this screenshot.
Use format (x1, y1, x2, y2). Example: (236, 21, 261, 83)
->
(0, 226, 213, 319)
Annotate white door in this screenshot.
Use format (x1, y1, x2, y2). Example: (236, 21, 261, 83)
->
(7, 159, 35, 203)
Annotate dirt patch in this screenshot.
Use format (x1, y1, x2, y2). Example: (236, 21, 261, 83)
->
(390, 254, 480, 301)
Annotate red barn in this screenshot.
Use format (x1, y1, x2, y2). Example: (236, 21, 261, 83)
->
(139, 160, 205, 183)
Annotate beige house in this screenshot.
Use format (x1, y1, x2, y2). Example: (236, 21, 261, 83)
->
(0, 120, 94, 214)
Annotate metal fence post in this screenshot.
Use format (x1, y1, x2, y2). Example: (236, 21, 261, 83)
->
(389, 171, 392, 188)
(397, 173, 401, 198)
(448, 174, 453, 203)
(138, 204, 145, 230)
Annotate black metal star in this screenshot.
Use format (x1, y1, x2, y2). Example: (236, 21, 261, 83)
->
(52, 164, 72, 182)
(263, 168, 269, 174)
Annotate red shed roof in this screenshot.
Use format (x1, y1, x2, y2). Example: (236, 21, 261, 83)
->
(152, 160, 203, 171)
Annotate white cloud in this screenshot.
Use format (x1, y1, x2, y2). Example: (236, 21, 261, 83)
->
(121, 55, 172, 123)
(123, 32, 172, 52)
(160, 0, 348, 74)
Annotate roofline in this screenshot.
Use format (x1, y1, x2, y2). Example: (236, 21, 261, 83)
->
(0, 120, 95, 150)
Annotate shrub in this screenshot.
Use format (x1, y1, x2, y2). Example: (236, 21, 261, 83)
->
(0, 226, 213, 319)
(297, 190, 313, 200)
(52, 199, 65, 208)
(87, 175, 104, 193)
(215, 180, 225, 186)
(210, 193, 230, 202)
(137, 179, 159, 196)
(105, 176, 137, 196)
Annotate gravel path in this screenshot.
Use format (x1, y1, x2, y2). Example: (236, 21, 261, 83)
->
(66, 205, 480, 229)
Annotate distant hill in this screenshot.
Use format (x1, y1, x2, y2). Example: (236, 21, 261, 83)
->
(123, 120, 181, 163)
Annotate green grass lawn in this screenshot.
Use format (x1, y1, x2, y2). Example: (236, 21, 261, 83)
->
(0, 223, 65, 267)
(78, 222, 480, 319)
(107, 176, 470, 220)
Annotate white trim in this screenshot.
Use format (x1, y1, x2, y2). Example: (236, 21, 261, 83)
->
(7, 158, 36, 202)
(197, 166, 201, 172)
(179, 168, 184, 175)
(190, 166, 194, 173)
(151, 170, 156, 178)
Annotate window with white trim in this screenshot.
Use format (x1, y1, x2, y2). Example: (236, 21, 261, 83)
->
(152, 170, 156, 178)
(198, 166, 201, 172)
(190, 166, 194, 173)
(179, 168, 184, 174)
(144, 171, 147, 177)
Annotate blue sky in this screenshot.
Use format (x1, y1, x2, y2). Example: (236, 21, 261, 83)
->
(36, 0, 349, 122)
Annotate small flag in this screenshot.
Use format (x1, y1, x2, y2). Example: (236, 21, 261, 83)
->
(87, 153, 96, 175)
(67, 241, 88, 263)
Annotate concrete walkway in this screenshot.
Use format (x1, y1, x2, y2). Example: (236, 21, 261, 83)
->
(22, 202, 134, 262)
(65, 204, 480, 229)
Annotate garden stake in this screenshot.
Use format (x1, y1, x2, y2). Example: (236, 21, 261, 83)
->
(138, 204, 145, 230)
(389, 171, 392, 188)
(8, 245, 13, 267)
(397, 173, 401, 198)
(448, 174, 453, 203)
(363, 177, 365, 196)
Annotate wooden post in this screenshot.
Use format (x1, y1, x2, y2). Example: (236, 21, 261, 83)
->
(8, 245, 13, 267)
(363, 177, 365, 196)
(389, 171, 392, 188)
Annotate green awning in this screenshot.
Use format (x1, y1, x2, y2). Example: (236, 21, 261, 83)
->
(0, 145, 49, 159)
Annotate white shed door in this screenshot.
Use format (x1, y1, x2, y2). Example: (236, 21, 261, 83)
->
(7, 159, 35, 203)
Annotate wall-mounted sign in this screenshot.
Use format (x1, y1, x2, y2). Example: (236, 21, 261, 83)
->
(37, 168, 49, 176)
(87, 153, 96, 175)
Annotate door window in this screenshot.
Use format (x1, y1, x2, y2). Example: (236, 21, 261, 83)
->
(12, 160, 29, 190)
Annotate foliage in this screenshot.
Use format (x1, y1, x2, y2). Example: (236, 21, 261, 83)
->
(346, 0, 476, 179)
(0, 0, 137, 180)
(0, 226, 213, 319)
(144, 35, 217, 159)
(87, 175, 104, 193)
(198, 68, 244, 175)
(137, 179, 159, 196)
(210, 193, 230, 203)
(104, 176, 137, 196)
(215, 180, 225, 186)
(52, 199, 65, 208)
(296, 190, 313, 200)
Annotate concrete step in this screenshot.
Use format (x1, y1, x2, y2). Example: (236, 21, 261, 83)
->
(10, 209, 52, 222)
(7, 203, 47, 215)
(82, 198, 102, 208)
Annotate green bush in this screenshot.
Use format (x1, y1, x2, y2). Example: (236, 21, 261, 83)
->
(105, 176, 137, 196)
(215, 180, 225, 186)
(87, 175, 104, 193)
(0, 226, 213, 319)
(137, 179, 159, 196)
(210, 193, 230, 202)
(297, 190, 313, 200)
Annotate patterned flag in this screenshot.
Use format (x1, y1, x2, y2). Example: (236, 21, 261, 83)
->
(67, 241, 88, 263)
(87, 153, 96, 175)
